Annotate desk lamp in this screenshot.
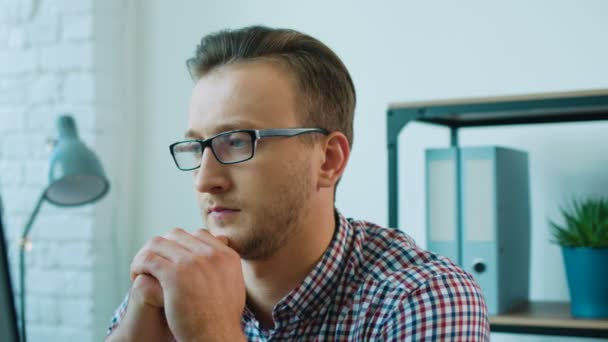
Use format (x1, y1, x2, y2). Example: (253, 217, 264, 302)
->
(18, 115, 110, 342)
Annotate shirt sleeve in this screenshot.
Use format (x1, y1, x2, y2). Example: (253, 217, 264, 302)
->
(106, 292, 130, 336)
(380, 272, 490, 341)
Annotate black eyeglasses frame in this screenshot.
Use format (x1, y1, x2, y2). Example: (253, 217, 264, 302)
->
(169, 128, 329, 171)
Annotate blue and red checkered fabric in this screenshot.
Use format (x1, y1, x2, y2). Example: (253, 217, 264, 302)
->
(108, 211, 489, 341)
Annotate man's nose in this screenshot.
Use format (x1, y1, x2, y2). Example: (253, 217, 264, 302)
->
(194, 147, 230, 194)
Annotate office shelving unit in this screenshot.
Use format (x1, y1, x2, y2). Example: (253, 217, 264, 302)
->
(386, 89, 608, 338)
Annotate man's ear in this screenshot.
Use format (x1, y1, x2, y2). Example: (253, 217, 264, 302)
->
(317, 132, 350, 188)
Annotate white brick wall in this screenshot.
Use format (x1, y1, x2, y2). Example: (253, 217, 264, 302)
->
(64, 72, 96, 103)
(39, 42, 94, 70)
(62, 14, 93, 41)
(0, 49, 38, 74)
(1, 0, 134, 341)
(26, 10, 60, 45)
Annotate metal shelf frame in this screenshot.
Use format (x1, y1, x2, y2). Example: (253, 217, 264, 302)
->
(387, 89, 608, 228)
(386, 89, 608, 337)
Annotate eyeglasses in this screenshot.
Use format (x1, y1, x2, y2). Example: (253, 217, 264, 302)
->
(185, 58, 197, 82)
(169, 128, 329, 171)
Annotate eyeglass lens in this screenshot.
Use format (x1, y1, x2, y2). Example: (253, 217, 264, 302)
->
(173, 131, 254, 169)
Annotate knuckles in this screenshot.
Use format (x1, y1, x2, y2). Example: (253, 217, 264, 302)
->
(134, 231, 238, 277)
(130, 250, 157, 274)
(168, 227, 186, 237)
(194, 228, 211, 237)
(148, 235, 166, 248)
(140, 250, 158, 266)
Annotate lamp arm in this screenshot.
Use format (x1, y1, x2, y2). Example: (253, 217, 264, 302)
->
(21, 192, 45, 243)
(19, 191, 46, 342)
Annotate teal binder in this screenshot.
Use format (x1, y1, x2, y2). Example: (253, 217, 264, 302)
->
(425, 148, 460, 265)
(426, 146, 530, 315)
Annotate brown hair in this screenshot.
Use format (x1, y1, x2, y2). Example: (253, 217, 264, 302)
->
(187, 26, 356, 148)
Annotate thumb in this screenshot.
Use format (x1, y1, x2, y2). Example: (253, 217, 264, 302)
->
(215, 235, 230, 246)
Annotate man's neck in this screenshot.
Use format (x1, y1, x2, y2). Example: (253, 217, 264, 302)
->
(241, 205, 336, 329)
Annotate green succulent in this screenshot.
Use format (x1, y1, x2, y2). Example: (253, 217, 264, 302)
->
(549, 198, 608, 248)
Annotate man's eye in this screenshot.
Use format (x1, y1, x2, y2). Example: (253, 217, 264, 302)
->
(229, 138, 247, 148)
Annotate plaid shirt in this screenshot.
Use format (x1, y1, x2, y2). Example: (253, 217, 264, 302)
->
(108, 211, 489, 341)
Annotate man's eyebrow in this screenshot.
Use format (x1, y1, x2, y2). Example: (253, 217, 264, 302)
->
(184, 129, 201, 139)
(184, 121, 263, 139)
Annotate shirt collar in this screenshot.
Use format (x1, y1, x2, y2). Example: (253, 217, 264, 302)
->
(272, 209, 354, 321)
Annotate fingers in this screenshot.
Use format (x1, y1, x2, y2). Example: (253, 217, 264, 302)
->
(131, 273, 164, 308)
(163, 228, 216, 256)
(166, 227, 233, 252)
(215, 235, 230, 246)
(192, 229, 232, 250)
(130, 247, 173, 282)
(130, 228, 233, 282)
(144, 235, 193, 262)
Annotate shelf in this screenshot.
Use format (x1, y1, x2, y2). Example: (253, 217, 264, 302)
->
(388, 89, 608, 129)
(386, 89, 608, 339)
(490, 301, 608, 338)
(386, 89, 608, 228)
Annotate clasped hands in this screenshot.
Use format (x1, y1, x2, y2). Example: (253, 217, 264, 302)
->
(129, 228, 246, 341)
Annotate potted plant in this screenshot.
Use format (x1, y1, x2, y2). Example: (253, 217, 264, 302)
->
(550, 197, 608, 318)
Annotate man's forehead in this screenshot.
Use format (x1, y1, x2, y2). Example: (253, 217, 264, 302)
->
(194, 60, 294, 91)
(186, 61, 300, 138)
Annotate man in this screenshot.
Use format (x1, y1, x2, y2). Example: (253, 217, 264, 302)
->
(107, 26, 489, 341)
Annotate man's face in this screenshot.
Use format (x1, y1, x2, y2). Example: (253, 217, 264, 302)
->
(187, 61, 316, 260)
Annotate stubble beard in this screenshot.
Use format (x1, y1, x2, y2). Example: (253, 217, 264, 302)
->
(239, 160, 313, 260)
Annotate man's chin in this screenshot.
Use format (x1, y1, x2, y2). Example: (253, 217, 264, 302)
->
(208, 227, 243, 251)
(208, 224, 237, 236)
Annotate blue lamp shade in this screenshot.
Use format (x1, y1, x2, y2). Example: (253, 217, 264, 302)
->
(45, 115, 110, 206)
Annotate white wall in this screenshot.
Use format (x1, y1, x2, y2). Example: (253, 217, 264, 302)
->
(1, 0, 134, 341)
(131, 1, 608, 341)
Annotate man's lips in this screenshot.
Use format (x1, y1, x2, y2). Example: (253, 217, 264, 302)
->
(207, 206, 240, 214)
(207, 207, 240, 220)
